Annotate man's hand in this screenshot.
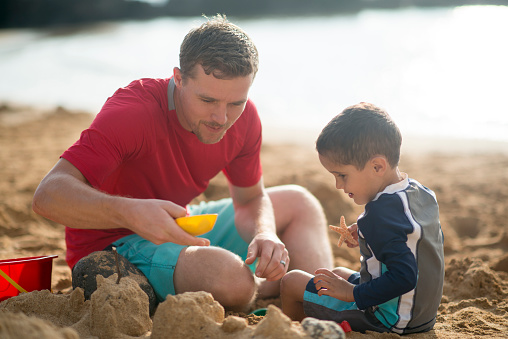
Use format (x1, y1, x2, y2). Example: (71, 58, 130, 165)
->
(122, 198, 210, 247)
(245, 232, 289, 281)
(313, 268, 355, 302)
(33, 158, 210, 247)
(229, 180, 288, 280)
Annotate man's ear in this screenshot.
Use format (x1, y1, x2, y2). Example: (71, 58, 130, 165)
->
(370, 156, 388, 176)
(173, 67, 183, 88)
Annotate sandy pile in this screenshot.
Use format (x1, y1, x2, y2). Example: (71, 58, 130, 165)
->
(0, 103, 507, 338)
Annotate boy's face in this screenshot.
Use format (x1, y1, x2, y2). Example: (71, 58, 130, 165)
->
(319, 154, 383, 205)
(173, 64, 254, 144)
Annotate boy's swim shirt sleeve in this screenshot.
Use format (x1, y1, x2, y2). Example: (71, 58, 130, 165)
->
(352, 177, 444, 333)
(353, 194, 419, 310)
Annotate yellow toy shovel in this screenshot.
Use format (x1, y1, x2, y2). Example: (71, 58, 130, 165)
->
(175, 214, 218, 236)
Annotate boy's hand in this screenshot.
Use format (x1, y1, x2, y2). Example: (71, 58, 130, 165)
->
(346, 223, 359, 248)
(313, 268, 355, 302)
(329, 215, 359, 247)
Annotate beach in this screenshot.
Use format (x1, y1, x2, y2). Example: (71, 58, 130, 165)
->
(0, 103, 507, 338)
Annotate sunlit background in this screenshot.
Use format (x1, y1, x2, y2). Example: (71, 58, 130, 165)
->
(1, 3, 507, 146)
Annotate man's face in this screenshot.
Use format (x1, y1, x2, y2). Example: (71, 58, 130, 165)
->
(173, 65, 254, 144)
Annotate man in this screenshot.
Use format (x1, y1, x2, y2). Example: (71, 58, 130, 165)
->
(33, 15, 333, 311)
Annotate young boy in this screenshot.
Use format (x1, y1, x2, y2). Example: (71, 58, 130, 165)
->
(280, 102, 444, 334)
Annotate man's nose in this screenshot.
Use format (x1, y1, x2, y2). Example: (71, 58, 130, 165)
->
(211, 104, 228, 125)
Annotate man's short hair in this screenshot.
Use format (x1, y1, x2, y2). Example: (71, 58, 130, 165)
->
(179, 14, 259, 80)
(316, 102, 402, 169)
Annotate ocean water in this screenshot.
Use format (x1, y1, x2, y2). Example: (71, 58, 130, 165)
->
(1, 6, 507, 144)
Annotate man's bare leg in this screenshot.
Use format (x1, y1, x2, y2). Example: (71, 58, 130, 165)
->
(258, 185, 333, 298)
(174, 246, 257, 312)
(173, 184, 332, 308)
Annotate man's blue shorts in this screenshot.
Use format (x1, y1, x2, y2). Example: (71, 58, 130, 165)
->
(112, 198, 255, 301)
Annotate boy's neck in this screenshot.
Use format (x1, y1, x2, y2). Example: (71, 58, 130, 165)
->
(381, 166, 405, 191)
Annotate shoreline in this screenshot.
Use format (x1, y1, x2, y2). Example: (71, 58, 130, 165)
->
(2, 102, 507, 155)
(262, 125, 508, 155)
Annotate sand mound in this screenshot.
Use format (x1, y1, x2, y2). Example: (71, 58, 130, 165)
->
(0, 311, 79, 339)
(0, 274, 151, 338)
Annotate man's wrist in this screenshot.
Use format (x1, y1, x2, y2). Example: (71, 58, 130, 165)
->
(108, 195, 132, 230)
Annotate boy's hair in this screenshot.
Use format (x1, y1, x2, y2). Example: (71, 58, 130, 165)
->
(316, 102, 402, 169)
(179, 14, 259, 80)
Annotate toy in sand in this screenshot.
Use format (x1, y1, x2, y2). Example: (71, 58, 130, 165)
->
(329, 216, 358, 247)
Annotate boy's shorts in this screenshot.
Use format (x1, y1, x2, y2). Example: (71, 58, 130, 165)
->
(303, 274, 359, 314)
(303, 273, 389, 333)
(112, 198, 254, 301)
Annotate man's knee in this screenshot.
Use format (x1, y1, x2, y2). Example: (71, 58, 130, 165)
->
(216, 262, 257, 310)
(175, 246, 256, 310)
(268, 184, 313, 199)
(268, 184, 326, 229)
(268, 184, 323, 211)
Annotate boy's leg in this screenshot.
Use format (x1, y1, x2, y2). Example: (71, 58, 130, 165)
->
(260, 185, 334, 298)
(333, 267, 358, 280)
(281, 269, 314, 321)
(282, 269, 361, 324)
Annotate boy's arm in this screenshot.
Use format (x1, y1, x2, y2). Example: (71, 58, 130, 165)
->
(353, 241, 417, 309)
(312, 244, 416, 308)
(353, 201, 418, 310)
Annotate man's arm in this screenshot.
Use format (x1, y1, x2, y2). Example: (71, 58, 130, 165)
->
(229, 178, 288, 281)
(32, 158, 209, 246)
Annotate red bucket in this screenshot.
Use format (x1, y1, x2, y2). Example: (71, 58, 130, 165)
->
(0, 255, 57, 302)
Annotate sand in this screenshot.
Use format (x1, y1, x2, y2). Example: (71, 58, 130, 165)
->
(0, 102, 507, 338)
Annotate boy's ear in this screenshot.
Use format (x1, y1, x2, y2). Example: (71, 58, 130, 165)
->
(370, 156, 388, 176)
